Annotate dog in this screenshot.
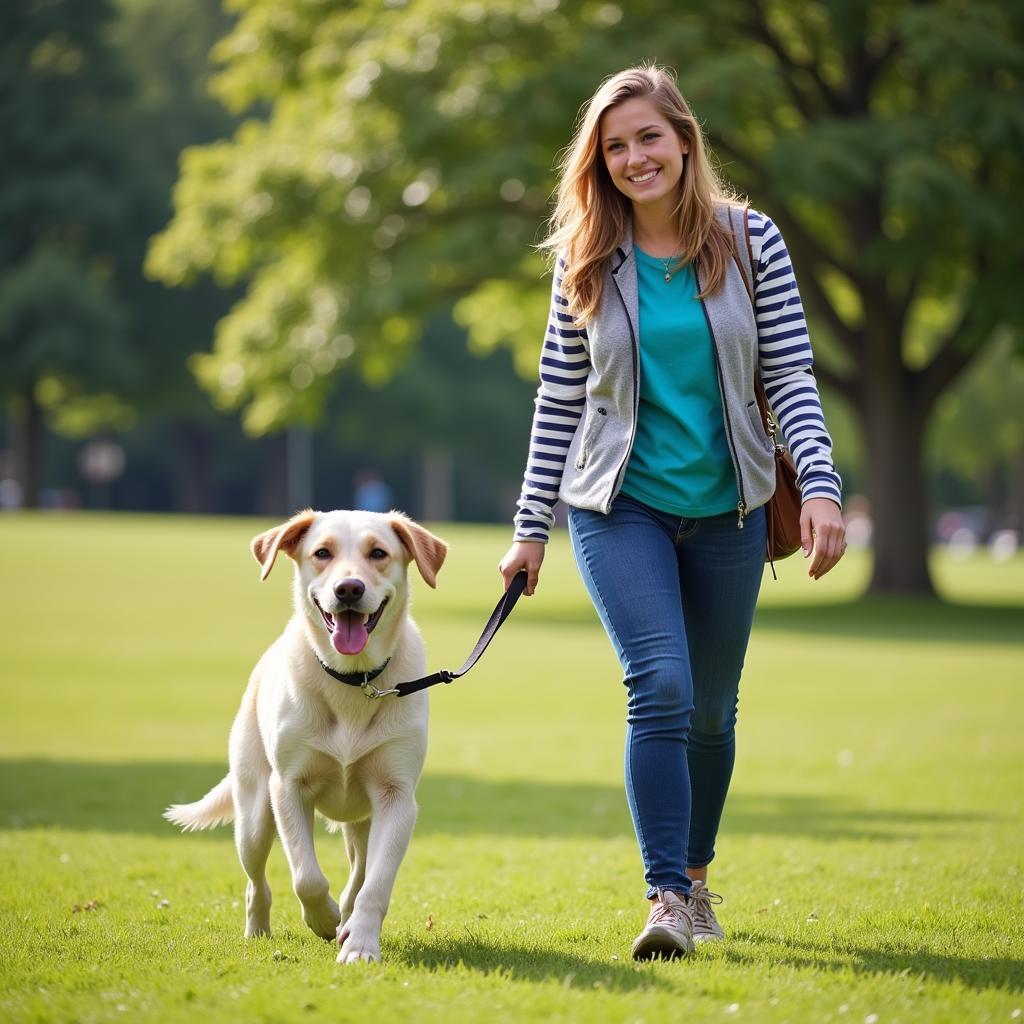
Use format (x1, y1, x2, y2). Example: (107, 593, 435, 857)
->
(164, 508, 447, 964)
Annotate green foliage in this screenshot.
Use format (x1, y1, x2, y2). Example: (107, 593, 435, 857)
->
(0, 245, 132, 391)
(928, 334, 1024, 482)
(105, 0, 241, 415)
(148, 0, 1024, 437)
(1, 0, 240, 437)
(0, 514, 1022, 1021)
(148, 0, 586, 429)
(0, 0, 139, 406)
(324, 310, 535, 473)
(453, 254, 553, 379)
(143, 0, 1024, 589)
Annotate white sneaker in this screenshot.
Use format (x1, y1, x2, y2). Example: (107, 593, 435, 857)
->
(630, 889, 695, 961)
(688, 880, 725, 943)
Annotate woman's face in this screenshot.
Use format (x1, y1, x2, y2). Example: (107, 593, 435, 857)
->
(599, 96, 689, 212)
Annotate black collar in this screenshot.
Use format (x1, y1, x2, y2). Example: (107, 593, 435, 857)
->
(314, 654, 391, 688)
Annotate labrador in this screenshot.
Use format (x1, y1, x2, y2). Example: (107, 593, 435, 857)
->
(164, 508, 447, 964)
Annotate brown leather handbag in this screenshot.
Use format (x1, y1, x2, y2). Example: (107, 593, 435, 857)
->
(727, 204, 804, 568)
(754, 373, 803, 562)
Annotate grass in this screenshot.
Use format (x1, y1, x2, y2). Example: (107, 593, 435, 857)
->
(0, 511, 1022, 1024)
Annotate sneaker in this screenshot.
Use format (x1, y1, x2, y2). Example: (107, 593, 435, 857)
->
(630, 889, 695, 961)
(688, 879, 725, 943)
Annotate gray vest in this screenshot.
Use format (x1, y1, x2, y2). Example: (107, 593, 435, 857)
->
(557, 204, 776, 523)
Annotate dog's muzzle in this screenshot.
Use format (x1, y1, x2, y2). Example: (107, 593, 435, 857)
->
(313, 596, 389, 656)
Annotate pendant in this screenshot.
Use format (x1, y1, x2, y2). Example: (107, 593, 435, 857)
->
(664, 272, 671, 283)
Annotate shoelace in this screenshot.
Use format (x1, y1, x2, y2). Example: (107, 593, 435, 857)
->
(649, 895, 692, 928)
(688, 886, 723, 929)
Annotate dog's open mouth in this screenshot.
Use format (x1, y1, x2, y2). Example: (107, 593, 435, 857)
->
(314, 598, 388, 656)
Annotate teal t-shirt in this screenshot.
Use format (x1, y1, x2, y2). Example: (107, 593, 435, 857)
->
(619, 246, 739, 517)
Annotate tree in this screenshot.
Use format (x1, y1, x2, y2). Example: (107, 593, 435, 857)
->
(147, 0, 1024, 594)
(0, 0, 140, 505)
(106, 0, 243, 512)
(321, 307, 536, 522)
(0, 0, 249, 511)
(683, 1, 1024, 594)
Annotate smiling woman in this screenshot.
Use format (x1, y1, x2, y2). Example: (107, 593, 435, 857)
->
(498, 63, 846, 962)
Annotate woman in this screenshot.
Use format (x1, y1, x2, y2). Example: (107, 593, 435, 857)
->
(498, 64, 846, 961)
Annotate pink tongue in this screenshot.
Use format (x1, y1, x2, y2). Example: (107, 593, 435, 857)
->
(332, 611, 369, 655)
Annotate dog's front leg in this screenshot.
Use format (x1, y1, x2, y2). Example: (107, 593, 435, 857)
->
(269, 772, 341, 940)
(336, 782, 417, 964)
(337, 818, 370, 931)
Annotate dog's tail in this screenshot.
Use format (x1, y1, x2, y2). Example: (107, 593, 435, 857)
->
(164, 774, 234, 831)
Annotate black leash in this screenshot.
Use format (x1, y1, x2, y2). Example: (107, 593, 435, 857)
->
(315, 570, 529, 699)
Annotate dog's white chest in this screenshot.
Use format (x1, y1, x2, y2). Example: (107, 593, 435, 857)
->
(319, 715, 375, 767)
(309, 759, 373, 823)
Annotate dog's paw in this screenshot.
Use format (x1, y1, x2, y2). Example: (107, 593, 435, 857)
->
(301, 896, 341, 941)
(336, 923, 382, 964)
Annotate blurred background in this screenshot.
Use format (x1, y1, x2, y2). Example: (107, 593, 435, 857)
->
(2, 0, 1022, 597)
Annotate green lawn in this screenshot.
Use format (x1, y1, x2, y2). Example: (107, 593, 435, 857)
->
(0, 512, 1021, 1023)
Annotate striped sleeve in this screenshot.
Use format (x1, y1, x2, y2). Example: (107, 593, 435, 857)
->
(512, 257, 590, 542)
(749, 210, 843, 507)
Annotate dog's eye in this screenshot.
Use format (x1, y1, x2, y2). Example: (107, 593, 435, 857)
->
(369, 548, 389, 560)
(312, 548, 331, 560)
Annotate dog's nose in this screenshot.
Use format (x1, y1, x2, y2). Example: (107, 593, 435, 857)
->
(333, 578, 365, 606)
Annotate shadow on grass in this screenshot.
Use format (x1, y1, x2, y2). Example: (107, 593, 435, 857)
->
(394, 935, 667, 992)
(0, 760, 993, 843)
(442, 598, 1024, 645)
(754, 599, 1024, 646)
(723, 932, 1024, 994)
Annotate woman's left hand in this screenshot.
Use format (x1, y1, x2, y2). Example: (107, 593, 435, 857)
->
(800, 498, 847, 580)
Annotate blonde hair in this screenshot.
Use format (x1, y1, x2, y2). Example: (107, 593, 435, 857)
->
(539, 64, 742, 325)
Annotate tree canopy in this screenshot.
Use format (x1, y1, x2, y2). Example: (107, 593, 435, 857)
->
(147, 0, 1024, 593)
(1, 0, 246, 505)
(1, 4, 139, 393)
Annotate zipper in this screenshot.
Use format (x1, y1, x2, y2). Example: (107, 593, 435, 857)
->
(606, 257, 640, 512)
(697, 289, 748, 529)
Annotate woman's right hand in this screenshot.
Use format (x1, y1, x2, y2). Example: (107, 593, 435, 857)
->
(498, 541, 545, 596)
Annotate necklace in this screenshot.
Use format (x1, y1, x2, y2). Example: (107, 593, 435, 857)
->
(656, 254, 680, 283)
(636, 236, 684, 282)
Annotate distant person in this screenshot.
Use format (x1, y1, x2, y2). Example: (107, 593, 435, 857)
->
(353, 469, 393, 514)
(499, 65, 846, 961)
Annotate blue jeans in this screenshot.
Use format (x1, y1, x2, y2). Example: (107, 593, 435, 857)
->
(569, 493, 766, 899)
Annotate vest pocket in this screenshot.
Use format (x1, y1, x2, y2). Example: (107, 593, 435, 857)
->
(574, 404, 609, 470)
(745, 399, 773, 453)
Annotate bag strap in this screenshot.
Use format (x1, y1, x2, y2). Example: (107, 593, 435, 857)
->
(727, 202, 756, 305)
(724, 204, 772, 419)
(727, 203, 782, 576)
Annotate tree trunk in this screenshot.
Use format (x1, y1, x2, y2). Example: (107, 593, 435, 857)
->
(172, 421, 217, 514)
(256, 433, 289, 517)
(861, 376, 935, 596)
(286, 426, 314, 513)
(420, 447, 454, 523)
(12, 385, 43, 509)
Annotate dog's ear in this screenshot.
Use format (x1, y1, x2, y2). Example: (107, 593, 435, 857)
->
(251, 509, 318, 581)
(389, 514, 448, 589)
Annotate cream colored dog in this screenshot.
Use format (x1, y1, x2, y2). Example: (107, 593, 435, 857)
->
(164, 508, 447, 964)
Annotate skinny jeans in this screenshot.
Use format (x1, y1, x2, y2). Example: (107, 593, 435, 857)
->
(568, 493, 766, 899)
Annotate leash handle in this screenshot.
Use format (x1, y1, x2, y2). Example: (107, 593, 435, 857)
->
(393, 570, 528, 697)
